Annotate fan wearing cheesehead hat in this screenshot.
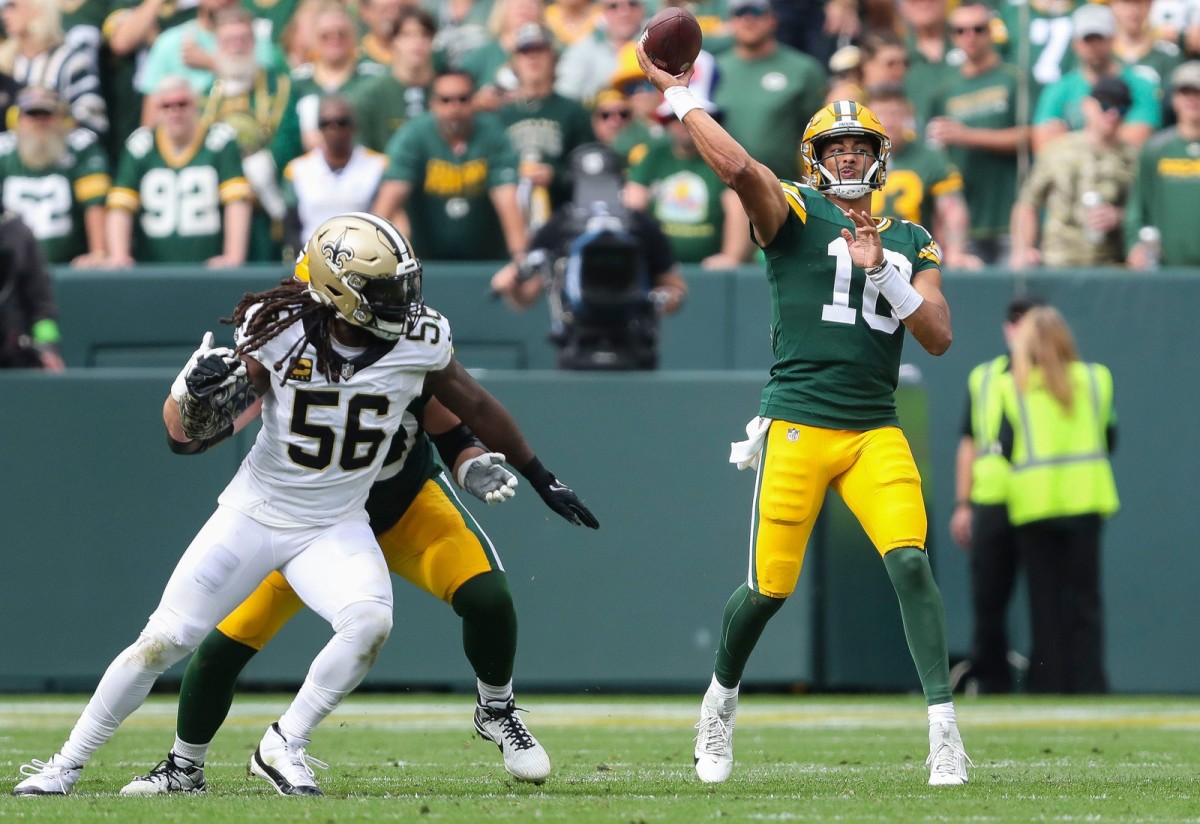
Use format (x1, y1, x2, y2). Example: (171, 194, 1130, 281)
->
(637, 40, 968, 787)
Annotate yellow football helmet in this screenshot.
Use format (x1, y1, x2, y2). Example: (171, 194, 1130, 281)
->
(296, 212, 423, 340)
(800, 100, 891, 200)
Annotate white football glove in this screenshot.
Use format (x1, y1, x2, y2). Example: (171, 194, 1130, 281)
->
(455, 452, 518, 504)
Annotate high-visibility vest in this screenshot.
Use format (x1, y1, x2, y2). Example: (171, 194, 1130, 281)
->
(967, 355, 1012, 506)
(1001, 362, 1120, 526)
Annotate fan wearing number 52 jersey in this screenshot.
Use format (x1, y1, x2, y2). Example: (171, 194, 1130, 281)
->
(639, 41, 969, 791)
(13, 211, 598, 799)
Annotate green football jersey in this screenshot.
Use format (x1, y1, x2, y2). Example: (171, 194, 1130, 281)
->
(1124, 128, 1200, 266)
(758, 182, 941, 429)
(498, 92, 594, 209)
(0, 128, 111, 263)
(383, 112, 518, 260)
(108, 123, 251, 263)
(629, 136, 728, 263)
(364, 396, 442, 529)
(350, 74, 430, 153)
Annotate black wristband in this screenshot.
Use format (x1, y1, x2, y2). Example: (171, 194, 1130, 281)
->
(517, 456, 555, 490)
(430, 423, 485, 468)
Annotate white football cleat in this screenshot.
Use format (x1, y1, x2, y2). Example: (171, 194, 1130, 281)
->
(927, 721, 972, 786)
(693, 688, 737, 783)
(12, 755, 82, 796)
(474, 698, 552, 783)
(120, 754, 206, 795)
(249, 723, 327, 796)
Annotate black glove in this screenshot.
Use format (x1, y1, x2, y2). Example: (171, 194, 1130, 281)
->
(519, 458, 599, 529)
(186, 349, 247, 399)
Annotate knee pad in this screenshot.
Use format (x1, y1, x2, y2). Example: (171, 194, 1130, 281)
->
(332, 600, 393, 657)
(884, 546, 933, 588)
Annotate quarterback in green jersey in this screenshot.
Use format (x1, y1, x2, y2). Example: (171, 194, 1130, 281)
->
(637, 44, 969, 788)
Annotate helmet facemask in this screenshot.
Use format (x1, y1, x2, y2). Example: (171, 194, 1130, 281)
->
(800, 101, 892, 201)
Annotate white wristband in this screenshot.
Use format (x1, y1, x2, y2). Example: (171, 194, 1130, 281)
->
(864, 259, 925, 320)
(664, 85, 702, 121)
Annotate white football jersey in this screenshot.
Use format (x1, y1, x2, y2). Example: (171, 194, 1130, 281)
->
(218, 304, 454, 527)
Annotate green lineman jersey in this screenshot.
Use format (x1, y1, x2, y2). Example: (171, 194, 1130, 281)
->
(1124, 128, 1200, 266)
(0, 128, 111, 263)
(759, 181, 941, 429)
(498, 92, 594, 210)
(365, 396, 442, 529)
(350, 74, 431, 153)
(629, 136, 727, 263)
(870, 138, 962, 232)
(108, 123, 251, 263)
(927, 63, 1026, 241)
(383, 112, 518, 260)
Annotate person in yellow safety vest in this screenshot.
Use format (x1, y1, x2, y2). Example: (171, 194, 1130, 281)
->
(997, 305, 1119, 695)
(950, 293, 1045, 694)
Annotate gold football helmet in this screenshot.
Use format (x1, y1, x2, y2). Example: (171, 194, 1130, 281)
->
(800, 100, 891, 200)
(295, 212, 423, 340)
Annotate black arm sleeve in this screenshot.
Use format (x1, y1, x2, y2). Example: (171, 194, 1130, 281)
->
(167, 422, 235, 456)
(430, 423, 486, 469)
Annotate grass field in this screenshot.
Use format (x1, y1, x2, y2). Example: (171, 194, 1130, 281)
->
(2, 693, 1199, 822)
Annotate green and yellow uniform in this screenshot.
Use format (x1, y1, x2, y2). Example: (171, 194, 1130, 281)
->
(1124, 127, 1200, 266)
(290, 59, 386, 138)
(629, 136, 729, 263)
(108, 122, 251, 262)
(871, 138, 963, 231)
(749, 181, 942, 598)
(382, 112, 518, 260)
(995, 0, 1077, 90)
(243, 0, 301, 46)
(0, 128, 110, 263)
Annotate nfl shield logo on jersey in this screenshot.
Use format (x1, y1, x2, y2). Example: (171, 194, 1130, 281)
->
(787, 427, 800, 442)
(340, 362, 356, 380)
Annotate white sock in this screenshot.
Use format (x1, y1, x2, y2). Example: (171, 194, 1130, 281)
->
(172, 736, 209, 766)
(477, 679, 514, 706)
(928, 701, 957, 728)
(709, 674, 739, 702)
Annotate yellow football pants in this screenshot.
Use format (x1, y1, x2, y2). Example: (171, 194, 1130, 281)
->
(749, 420, 927, 598)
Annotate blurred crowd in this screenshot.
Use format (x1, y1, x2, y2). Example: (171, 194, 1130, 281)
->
(0, 0, 1197, 272)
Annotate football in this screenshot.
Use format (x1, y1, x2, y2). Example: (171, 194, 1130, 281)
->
(639, 7, 703, 77)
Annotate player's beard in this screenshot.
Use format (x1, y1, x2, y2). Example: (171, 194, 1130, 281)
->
(17, 128, 66, 171)
(218, 54, 258, 95)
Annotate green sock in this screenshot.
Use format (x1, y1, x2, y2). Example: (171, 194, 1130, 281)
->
(176, 630, 258, 746)
(452, 572, 517, 687)
(714, 583, 786, 689)
(883, 546, 953, 705)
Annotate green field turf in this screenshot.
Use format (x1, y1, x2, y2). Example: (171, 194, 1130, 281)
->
(2, 693, 1199, 822)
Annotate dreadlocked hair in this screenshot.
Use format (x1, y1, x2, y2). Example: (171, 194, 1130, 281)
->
(223, 278, 342, 384)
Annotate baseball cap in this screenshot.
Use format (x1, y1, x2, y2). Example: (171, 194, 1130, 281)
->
(17, 86, 63, 116)
(1090, 75, 1131, 112)
(514, 22, 552, 53)
(1006, 293, 1047, 324)
(829, 45, 862, 76)
(1171, 60, 1200, 92)
(1072, 3, 1115, 39)
(730, 0, 772, 13)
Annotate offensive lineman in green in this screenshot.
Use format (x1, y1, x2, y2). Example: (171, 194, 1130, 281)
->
(636, 44, 970, 786)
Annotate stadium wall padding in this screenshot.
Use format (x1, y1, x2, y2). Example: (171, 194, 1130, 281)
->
(1, 266, 1197, 693)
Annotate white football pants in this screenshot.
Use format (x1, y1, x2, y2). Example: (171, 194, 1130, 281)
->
(56, 505, 392, 767)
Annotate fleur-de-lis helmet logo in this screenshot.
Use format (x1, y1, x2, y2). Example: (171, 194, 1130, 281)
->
(321, 228, 354, 271)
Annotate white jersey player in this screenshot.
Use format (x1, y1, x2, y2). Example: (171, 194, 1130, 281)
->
(14, 212, 598, 797)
